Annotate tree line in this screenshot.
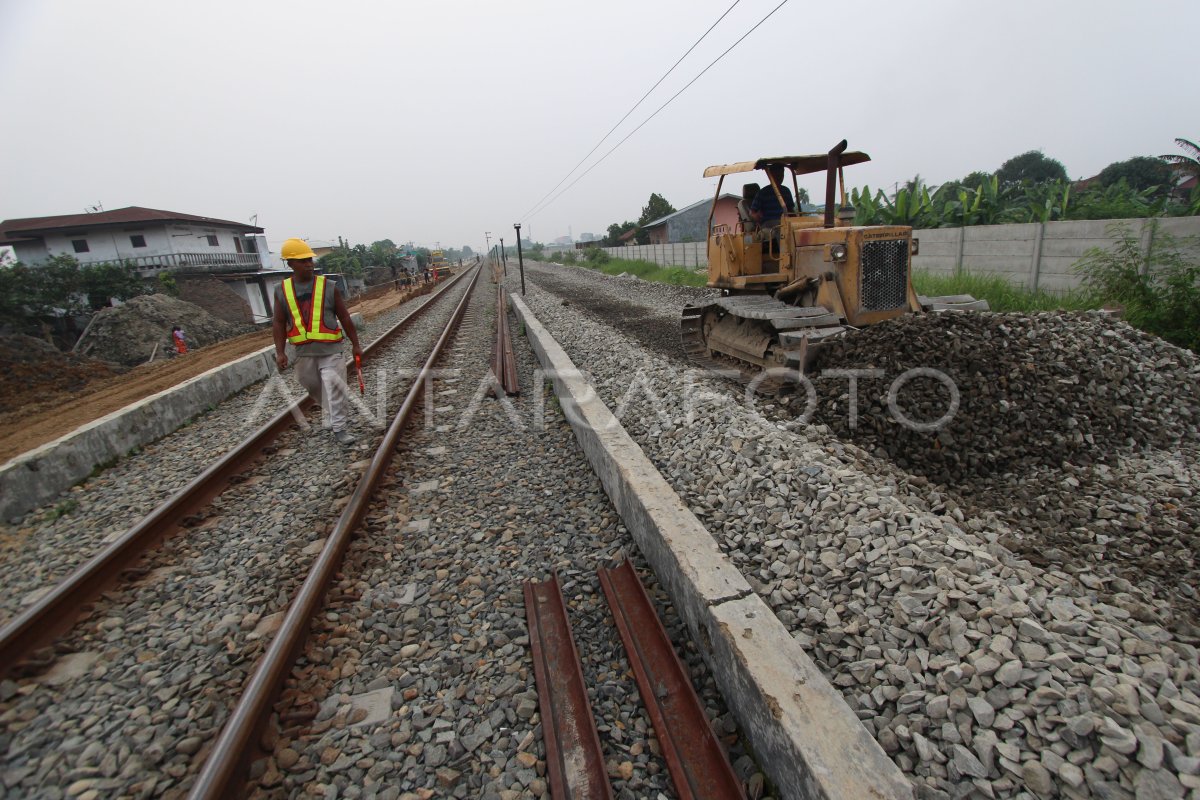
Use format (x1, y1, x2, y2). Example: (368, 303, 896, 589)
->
(850, 143, 1199, 228)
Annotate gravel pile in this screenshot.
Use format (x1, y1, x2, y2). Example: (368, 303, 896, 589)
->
(76, 293, 250, 366)
(808, 311, 1200, 480)
(517, 262, 1200, 800)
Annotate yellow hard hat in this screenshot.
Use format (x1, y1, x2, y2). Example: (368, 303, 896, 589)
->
(281, 238, 316, 261)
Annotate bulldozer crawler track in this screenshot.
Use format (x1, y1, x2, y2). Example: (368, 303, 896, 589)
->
(681, 304, 801, 395)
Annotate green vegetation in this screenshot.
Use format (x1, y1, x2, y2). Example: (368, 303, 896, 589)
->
(602, 192, 678, 246)
(44, 498, 78, 521)
(0, 254, 150, 337)
(850, 175, 1191, 229)
(912, 271, 1097, 313)
(847, 142, 1198, 228)
(1075, 222, 1199, 351)
(545, 247, 707, 286)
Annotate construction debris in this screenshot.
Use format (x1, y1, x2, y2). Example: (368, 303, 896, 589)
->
(74, 293, 252, 367)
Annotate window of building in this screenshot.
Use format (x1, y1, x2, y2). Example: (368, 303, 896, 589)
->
(206, 235, 219, 247)
(72, 239, 89, 253)
(130, 235, 147, 248)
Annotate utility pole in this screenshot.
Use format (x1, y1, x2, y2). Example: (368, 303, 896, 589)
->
(514, 223, 525, 295)
(499, 238, 506, 275)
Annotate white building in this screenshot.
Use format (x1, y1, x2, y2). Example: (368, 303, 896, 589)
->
(0, 206, 270, 274)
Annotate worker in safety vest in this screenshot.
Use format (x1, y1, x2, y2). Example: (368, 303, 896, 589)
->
(272, 238, 363, 446)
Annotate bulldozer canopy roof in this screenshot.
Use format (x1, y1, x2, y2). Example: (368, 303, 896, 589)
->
(702, 152, 871, 178)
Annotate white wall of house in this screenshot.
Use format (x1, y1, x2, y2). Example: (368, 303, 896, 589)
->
(18, 223, 259, 266)
(11, 240, 49, 263)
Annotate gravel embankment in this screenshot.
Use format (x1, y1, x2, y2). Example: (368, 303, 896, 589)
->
(255, 274, 757, 799)
(0, 277, 479, 797)
(0, 284, 452, 626)
(516, 261, 1200, 800)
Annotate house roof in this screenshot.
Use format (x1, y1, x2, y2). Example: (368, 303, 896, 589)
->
(642, 193, 739, 229)
(0, 206, 263, 246)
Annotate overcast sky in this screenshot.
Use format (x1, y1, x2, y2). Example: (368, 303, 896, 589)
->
(2, 0, 1196, 255)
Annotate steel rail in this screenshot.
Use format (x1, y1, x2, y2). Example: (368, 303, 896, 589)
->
(499, 287, 520, 395)
(598, 559, 746, 800)
(189, 263, 483, 799)
(0, 267, 475, 677)
(524, 574, 614, 800)
(489, 286, 519, 396)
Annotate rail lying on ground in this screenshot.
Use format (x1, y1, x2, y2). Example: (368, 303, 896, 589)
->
(0, 267, 476, 678)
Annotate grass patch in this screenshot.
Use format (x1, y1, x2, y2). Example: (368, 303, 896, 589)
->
(913, 269, 1098, 313)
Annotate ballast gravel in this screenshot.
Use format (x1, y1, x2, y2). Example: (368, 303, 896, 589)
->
(256, 275, 758, 799)
(515, 261, 1200, 800)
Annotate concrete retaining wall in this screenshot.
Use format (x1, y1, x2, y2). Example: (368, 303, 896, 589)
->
(510, 293, 912, 800)
(601, 217, 1200, 291)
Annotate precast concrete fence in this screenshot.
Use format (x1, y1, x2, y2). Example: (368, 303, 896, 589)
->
(599, 217, 1200, 291)
(600, 241, 707, 269)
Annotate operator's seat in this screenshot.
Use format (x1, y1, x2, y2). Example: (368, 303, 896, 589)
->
(738, 182, 760, 231)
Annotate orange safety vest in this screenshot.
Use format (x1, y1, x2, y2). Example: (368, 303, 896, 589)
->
(282, 276, 343, 345)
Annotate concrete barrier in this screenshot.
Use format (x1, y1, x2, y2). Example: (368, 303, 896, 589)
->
(0, 313, 365, 522)
(509, 294, 912, 800)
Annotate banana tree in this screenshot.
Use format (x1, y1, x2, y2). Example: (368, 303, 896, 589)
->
(1019, 180, 1072, 223)
(877, 185, 935, 227)
(850, 186, 885, 226)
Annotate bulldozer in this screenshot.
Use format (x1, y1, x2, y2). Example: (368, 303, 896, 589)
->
(681, 140, 987, 392)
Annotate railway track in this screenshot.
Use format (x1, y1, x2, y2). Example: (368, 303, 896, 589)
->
(0, 265, 757, 799)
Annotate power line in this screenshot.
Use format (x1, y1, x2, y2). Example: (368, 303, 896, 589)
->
(518, 0, 744, 222)
(526, 0, 788, 222)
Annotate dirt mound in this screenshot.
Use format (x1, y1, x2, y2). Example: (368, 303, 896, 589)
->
(0, 334, 119, 415)
(76, 293, 251, 367)
(805, 311, 1200, 483)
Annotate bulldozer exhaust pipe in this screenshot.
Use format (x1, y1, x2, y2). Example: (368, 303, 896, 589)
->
(824, 139, 848, 228)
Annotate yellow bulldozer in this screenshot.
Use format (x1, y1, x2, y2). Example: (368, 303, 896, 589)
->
(682, 140, 987, 392)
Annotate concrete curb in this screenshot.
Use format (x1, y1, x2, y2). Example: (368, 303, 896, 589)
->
(0, 313, 365, 523)
(510, 294, 912, 800)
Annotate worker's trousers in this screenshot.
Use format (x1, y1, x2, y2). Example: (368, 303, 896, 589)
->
(294, 353, 351, 432)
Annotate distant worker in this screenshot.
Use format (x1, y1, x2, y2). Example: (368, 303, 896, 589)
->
(171, 326, 188, 355)
(272, 238, 363, 446)
(750, 164, 796, 229)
